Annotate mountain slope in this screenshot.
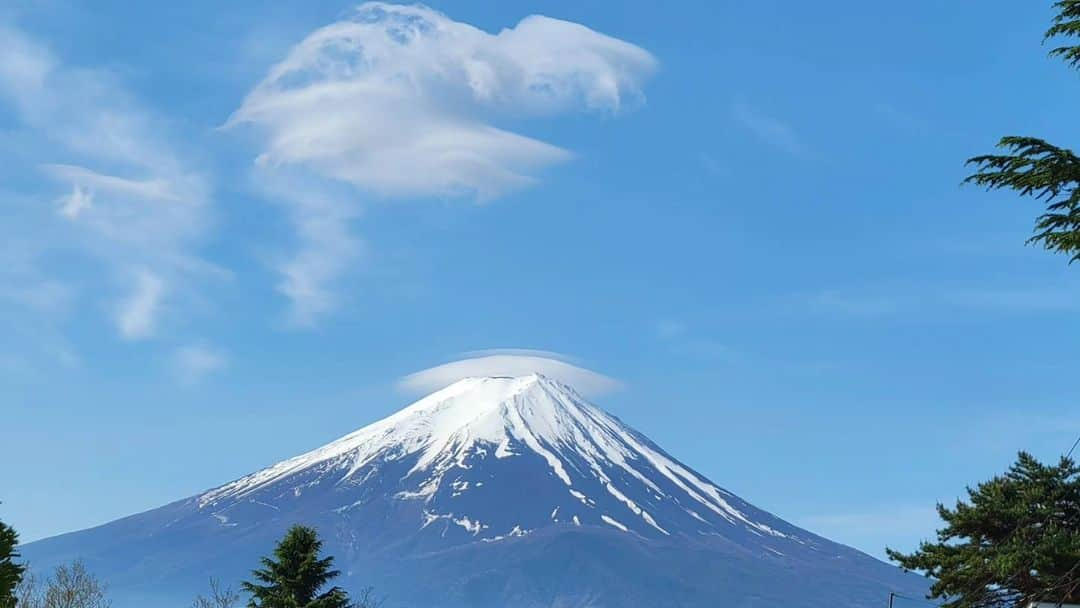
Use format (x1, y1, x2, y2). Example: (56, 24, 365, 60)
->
(21, 375, 928, 607)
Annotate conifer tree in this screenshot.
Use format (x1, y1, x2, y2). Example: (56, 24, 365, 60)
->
(242, 526, 351, 608)
(0, 517, 25, 608)
(888, 452, 1080, 608)
(966, 1, 1080, 262)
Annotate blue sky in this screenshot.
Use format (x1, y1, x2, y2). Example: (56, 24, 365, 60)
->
(2, 0, 1079, 562)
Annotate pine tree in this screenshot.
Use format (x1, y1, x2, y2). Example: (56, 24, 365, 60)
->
(241, 525, 352, 608)
(0, 518, 25, 608)
(965, 1, 1080, 262)
(887, 452, 1080, 608)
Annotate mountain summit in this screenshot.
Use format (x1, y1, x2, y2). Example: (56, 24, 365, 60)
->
(22, 375, 928, 607)
(202, 374, 797, 543)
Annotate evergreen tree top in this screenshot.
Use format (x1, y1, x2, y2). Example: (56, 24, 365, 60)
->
(242, 525, 351, 608)
(888, 452, 1080, 608)
(1047, 0, 1080, 67)
(0, 518, 26, 608)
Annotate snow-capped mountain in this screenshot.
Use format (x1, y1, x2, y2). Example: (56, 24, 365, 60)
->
(21, 375, 928, 608)
(201, 374, 796, 543)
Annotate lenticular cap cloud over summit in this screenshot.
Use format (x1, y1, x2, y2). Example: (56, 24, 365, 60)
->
(398, 350, 623, 397)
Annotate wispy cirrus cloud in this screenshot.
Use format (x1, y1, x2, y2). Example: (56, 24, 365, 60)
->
(115, 271, 166, 341)
(805, 283, 1080, 318)
(229, 2, 657, 325)
(57, 184, 93, 219)
(732, 100, 807, 157)
(872, 102, 930, 134)
(652, 318, 736, 361)
(0, 23, 216, 342)
(45, 164, 185, 203)
(172, 345, 229, 386)
(796, 505, 940, 558)
(806, 289, 906, 318)
(0, 197, 82, 374)
(0, 234, 74, 316)
(250, 173, 366, 327)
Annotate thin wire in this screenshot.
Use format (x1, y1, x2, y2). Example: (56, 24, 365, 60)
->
(1066, 433, 1080, 459)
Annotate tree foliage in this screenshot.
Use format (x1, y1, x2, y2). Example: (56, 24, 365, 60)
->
(887, 452, 1080, 608)
(242, 526, 351, 608)
(966, 138, 1080, 261)
(1047, 0, 1080, 67)
(965, 1, 1080, 262)
(0, 518, 25, 608)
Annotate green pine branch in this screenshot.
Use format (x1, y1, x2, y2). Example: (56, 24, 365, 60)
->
(965, 137, 1080, 263)
(0, 518, 25, 608)
(1047, 0, 1080, 67)
(964, 1, 1080, 264)
(887, 453, 1080, 608)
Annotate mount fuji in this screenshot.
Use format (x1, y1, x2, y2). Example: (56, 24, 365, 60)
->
(21, 374, 928, 607)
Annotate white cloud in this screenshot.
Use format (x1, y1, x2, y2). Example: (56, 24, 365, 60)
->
(0, 24, 214, 341)
(57, 184, 93, 219)
(0, 26, 52, 112)
(399, 351, 622, 398)
(254, 174, 365, 326)
(278, 211, 359, 326)
(0, 28, 184, 171)
(172, 345, 229, 385)
(42, 164, 207, 254)
(230, 2, 656, 324)
(45, 164, 185, 203)
(116, 271, 165, 340)
(732, 101, 806, 157)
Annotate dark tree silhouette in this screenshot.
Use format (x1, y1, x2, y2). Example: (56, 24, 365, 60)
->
(242, 526, 351, 608)
(0, 517, 25, 608)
